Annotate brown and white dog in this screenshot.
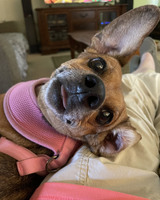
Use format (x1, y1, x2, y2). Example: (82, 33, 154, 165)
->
(0, 5, 160, 200)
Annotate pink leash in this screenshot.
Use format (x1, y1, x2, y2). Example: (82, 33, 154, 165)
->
(0, 136, 80, 176)
(0, 137, 49, 176)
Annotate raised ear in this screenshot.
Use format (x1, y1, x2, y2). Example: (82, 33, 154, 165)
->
(89, 5, 160, 58)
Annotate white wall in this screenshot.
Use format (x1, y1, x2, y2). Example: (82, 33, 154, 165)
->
(0, 0, 50, 22)
(0, 0, 48, 34)
(0, 0, 25, 33)
(134, 0, 160, 8)
(0, 0, 23, 22)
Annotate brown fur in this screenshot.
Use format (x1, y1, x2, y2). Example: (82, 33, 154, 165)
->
(0, 5, 160, 199)
(0, 94, 52, 199)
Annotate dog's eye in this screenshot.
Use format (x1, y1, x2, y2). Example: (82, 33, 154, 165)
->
(96, 109, 113, 125)
(88, 57, 106, 73)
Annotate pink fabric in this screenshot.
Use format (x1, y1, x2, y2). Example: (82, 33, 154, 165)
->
(30, 182, 150, 200)
(17, 155, 49, 176)
(0, 137, 36, 161)
(2, 79, 81, 175)
(0, 137, 47, 175)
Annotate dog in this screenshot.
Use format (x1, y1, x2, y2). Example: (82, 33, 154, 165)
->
(0, 5, 160, 200)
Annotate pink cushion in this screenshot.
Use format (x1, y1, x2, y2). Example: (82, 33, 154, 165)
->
(31, 182, 149, 200)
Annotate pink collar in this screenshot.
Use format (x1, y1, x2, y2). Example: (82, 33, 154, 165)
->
(1, 79, 80, 176)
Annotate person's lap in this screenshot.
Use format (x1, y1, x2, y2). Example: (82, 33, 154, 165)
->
(41, 72, 160, 200)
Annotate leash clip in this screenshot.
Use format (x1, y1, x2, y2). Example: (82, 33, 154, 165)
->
(46, 154, 60, 173)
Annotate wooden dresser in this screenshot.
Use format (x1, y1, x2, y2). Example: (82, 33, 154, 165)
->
(36, 4, 127, 54)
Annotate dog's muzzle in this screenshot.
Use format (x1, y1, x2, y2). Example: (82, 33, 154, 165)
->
(75, 74, 105, 109)
(47, 73, 105, 115)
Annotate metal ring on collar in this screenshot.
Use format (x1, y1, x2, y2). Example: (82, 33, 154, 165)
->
(45, 154, 60, 173)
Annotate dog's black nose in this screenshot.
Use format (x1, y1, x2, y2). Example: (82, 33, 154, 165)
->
(77, 74, 105, 109)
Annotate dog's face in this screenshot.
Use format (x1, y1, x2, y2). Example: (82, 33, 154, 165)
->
(38, 53, 131, 157)
(38, 5, 160, 157)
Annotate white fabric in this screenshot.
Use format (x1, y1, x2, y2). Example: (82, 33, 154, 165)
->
(43, 72, 160, 200)
(0, 33, 29, 78)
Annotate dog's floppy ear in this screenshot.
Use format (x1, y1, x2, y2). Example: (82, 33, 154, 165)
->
(100, 121, 141, 157)
(110, 122, 141, 151)
(89, 5, 160, 58)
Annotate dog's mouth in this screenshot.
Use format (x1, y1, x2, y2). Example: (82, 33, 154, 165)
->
(47, 79, 70, 114)
(61, 85, 68, 110)
(47, 79, 86, 126)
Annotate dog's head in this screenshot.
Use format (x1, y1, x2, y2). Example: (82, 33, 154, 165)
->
(38, 5, 160, 157)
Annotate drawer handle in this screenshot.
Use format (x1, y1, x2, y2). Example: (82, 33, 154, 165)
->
(80, 13, 88, 18)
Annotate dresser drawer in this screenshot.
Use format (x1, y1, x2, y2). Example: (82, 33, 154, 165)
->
(72, 11, 95, 21)
(72, 23, 96, 31)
